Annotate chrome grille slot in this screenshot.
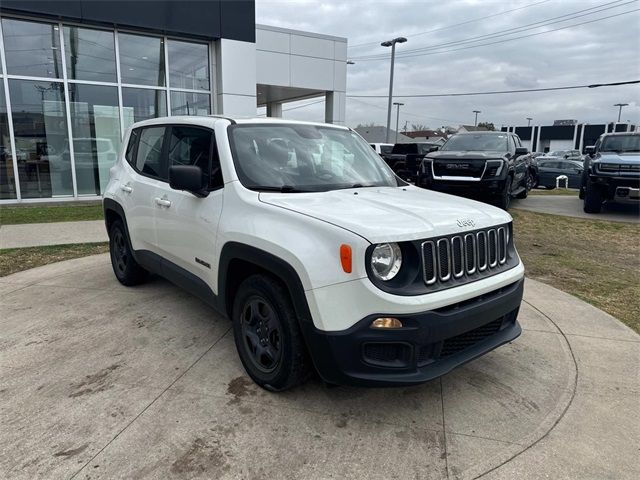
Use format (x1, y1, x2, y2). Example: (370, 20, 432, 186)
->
(418, 223, 514, 291)
(498, 227, 507, 264)
(451, 236, 464, 278)
(477, 231, 488, 271)
(437, 239, 451, 281)
(422, 241, 437, 285)
(464, 234, 476, 274)
(488, 229, 498, 267)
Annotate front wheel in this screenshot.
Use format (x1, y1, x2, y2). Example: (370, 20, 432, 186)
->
(495, 176, 513, 210)
(109, 220, 148, 286)
(232, 274, 311, 391)
(583, 182, 603, 213)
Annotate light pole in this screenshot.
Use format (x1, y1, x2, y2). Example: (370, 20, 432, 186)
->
(382, 36, 407, 143)
(614, 103, 628, 123)
(473, 110, 481, 126)
(393, 102, 404, 143)
(526, 117, 532, 126)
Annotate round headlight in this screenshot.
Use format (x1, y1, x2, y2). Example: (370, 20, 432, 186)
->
(371, 243, 402, 281)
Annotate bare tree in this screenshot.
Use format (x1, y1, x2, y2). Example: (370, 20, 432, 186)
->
(356, 122, 380, 128)
(410, 123, 429, 131)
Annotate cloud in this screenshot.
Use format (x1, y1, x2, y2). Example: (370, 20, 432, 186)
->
(256, 0, 640, 127)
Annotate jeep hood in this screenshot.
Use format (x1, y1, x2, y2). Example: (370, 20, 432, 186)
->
(596, 153, 640, 164)
(259, 186, 511, 243)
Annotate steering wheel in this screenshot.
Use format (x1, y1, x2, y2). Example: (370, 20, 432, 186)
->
(316, 168, 336, 181)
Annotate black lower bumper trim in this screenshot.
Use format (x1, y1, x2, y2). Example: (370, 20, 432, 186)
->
(302, 278, 524, 387)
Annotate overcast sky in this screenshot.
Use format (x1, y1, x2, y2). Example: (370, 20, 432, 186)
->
(256, 0, 640, 129)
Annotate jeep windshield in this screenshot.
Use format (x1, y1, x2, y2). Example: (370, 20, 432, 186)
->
(600, 135, 640, 153)
(229, 124, 402, 192)
(441, 134, 508, 152)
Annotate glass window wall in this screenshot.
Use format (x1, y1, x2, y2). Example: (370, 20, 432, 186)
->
(2, 18, 62, 79)
(170, 91, 210, 116)
(119, 33, 165, 87)
(0, 87, 17, 199)
(168, 40, 209, 90)
(64, 26, 116, 82)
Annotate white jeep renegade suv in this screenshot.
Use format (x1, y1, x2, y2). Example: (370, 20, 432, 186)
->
(103, 116, 525, 391)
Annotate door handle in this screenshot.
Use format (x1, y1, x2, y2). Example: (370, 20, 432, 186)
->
(120, 184, 132, 193)
(154, 197, 171, 207)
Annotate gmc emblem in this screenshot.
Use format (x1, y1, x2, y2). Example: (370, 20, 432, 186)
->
(456, 218, 475, 228)
(446, 163, 470, 169)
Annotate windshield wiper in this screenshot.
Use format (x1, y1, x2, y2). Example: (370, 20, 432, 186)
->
(250, 185, 309, 193)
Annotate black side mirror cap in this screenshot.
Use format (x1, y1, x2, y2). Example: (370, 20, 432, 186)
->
(428, 146, 439, 152)
(585, 146, 596, 155)
(169, 165, 208, 197)
(515, 147, 529, 156)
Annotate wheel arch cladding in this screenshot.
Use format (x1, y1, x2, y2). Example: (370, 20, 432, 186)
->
(103, 198, 126, 234)
(218, 242, 313, 326)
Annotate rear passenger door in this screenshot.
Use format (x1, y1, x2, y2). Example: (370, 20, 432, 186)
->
(121, 126, 168, 252)
(154, 125, 224, 288)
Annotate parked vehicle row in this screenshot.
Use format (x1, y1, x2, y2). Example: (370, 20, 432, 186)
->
(379, 142, 440, 182)
(104, 116, 524, 391)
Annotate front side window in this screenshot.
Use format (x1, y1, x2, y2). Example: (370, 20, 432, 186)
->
(167, 126, 221, 189)
(229, 124, 400, 192)
(135, 127, 165, 179)
(441, 134, 509, 152)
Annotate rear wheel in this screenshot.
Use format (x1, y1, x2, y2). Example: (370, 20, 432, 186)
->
(583, 182, 603, 213)
(109, 220, 148, 286)
(232, 274, 311, 391)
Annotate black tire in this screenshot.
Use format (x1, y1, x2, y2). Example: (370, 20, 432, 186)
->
(496, 175, 513, 210)
(583, 182, 603, 213)
(579, 169, 589, 200)
(109, 219, 148, 286)
(232, 274, 311, 391)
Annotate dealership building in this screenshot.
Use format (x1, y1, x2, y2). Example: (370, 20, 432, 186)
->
(0, 0, 347, 204)
(502, 121, 637, 153)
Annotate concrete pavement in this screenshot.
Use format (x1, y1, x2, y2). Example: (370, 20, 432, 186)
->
(513, 194, 640, 223)
(0, 220, 107, 249)
(1, 254, 638, 479)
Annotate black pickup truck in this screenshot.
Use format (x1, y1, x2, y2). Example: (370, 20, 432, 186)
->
(416, 132, 533, 209)
(381, 142, 439, 182)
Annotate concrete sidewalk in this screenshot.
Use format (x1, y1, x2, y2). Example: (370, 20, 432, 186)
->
(0, 220, 107, 249)
(513, 195, 640, 223)
(1, 254, 638, 479)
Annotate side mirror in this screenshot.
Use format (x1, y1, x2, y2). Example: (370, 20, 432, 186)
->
(515, 147, 529, 156)
(585, 146, 596, 155)
(169, 165, 208, 197)
(428, 146, 439, 152)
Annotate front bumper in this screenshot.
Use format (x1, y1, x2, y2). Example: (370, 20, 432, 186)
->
(588, 174, 640, 202)
(418, 175, 508, 199)
(301, 278, 524, 387)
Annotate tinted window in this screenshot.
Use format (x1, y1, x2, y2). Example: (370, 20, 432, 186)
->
(136, 127, 165, 179)
(125, 129, 140, 165)
(380, 145, 393, 154)
(600, 135, 640, 153)
(441, 134, 508, 152)
(167, 126, 221, 188)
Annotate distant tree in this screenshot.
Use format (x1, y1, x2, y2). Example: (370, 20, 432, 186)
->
(478, 122, 496, 131)
(411, 123, 429, 131)
(356, 122, 379, 128)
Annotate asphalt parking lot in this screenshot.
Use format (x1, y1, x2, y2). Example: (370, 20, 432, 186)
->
(1, 254, 639, 479)
(513, 194, 640, 223)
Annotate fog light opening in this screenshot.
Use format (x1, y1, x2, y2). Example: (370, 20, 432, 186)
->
(371, 317, 403, 329)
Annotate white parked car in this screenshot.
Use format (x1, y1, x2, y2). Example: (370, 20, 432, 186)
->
(103, 116, 525, 391)
(369, 142, 394, 155)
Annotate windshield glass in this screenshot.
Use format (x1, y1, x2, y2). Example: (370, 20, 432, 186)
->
(600, 135, 640, 153)
(229, 124, 401, 192)
(441, 134, 508, 152)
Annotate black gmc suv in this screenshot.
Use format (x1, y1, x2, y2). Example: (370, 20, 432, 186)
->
(417, 132, 533, 209)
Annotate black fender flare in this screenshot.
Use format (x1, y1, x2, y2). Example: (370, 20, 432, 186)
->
(218, 242, 313, 325)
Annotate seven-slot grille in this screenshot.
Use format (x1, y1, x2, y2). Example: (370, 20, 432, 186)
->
(422, 225, 509, 287)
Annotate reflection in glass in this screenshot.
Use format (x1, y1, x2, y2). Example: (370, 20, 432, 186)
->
(122, 87, 166, 130)
(64, 26, 116, 82)
(68, 84, 121, 195)
(119, 33, 165, 86)
(0, 87, 17, 199)
(170, 92, 210, 116)
(168, 40, 209, 90)
(2, 18, 62, 78)
(9, 80, 72, 198)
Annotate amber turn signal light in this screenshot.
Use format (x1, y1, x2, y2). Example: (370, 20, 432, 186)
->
(371, 317, 403, 329)
(340, 244, 352, 273)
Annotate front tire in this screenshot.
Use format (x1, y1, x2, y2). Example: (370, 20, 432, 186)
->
(232, 274, 311, 391)
(583, 182, 603, 213)
(109, 219, 148, 286)
(496, 176, 513, 210)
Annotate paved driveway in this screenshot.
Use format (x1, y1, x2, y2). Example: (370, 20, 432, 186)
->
(513, 195, 640, 223)
(1, 255, 638, 479)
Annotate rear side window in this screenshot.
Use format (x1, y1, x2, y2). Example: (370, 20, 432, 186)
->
(167, 126, 223, 189)
(136, 127, 166, 179)
(125, 129, 139, 165)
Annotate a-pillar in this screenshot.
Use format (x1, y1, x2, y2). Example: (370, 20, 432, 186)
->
(266, 102, 283, 117)
(325, 91, 346, 125)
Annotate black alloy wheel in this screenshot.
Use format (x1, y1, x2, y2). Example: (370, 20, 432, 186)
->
(240, 297, 283, 373)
